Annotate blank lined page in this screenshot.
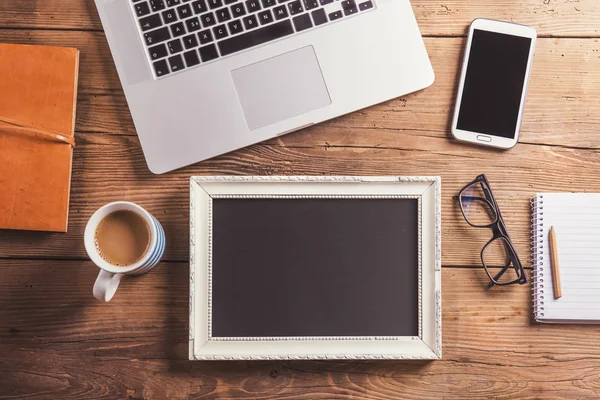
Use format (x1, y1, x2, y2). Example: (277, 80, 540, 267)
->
(537, 193, 600, 322)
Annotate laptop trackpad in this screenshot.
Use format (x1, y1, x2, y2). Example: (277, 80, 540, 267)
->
(231, 46, 331, 130)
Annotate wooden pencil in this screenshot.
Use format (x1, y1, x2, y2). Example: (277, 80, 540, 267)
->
(549, 226, 562, 299)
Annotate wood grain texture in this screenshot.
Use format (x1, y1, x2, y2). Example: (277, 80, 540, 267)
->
(2, 263, 600, 399)
(1, 130, 600, 266)
(1, 0, 599, 37)
(2, 0, 600, 398)
(0, 30, 598, 147)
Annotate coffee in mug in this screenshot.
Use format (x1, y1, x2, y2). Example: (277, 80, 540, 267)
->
(95, 210, 151, 267)
(84, 202, 166, 302)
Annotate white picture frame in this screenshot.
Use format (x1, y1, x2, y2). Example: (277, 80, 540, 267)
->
(189, 176, 442, 360)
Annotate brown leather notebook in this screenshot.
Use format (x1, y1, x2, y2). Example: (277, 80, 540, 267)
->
(0, 44, 79, 232)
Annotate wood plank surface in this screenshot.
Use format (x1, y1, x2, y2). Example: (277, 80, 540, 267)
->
(2, 263, 600, 399)
(0, 34, 597, 263)
(3, 0, 600, 398)
(1, 0, 599, 37)
(1, 130, 600, 265)
(0, 30, 598, 148)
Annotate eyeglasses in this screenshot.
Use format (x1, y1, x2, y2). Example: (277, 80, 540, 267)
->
(454, 174, 527, 287)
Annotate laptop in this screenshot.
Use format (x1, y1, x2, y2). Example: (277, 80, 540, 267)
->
(95, 0, 434, 174)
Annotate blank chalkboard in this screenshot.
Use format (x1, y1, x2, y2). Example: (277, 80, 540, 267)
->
(211, 198, 419, 338)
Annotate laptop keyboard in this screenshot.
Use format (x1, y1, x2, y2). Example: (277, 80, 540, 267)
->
(131, 0, 375, 78)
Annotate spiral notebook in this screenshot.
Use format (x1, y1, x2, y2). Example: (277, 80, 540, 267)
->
(532, 193, 600, 323)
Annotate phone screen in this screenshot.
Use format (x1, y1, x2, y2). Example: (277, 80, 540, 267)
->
(457, 29, 532, 139)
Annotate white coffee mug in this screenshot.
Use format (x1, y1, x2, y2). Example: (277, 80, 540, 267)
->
(84, 201, 166, 302)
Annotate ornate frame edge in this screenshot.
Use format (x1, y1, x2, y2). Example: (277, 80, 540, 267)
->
(434, 176, 442, 358)
(192, 175, 440, 183)
(189, 178, 198, 360)
(189, 176, 442, 361)
(192, 353, 439, 361)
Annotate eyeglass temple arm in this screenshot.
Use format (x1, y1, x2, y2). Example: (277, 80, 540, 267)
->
(488, 264, 510, 287)
(480, 184, 515, 243)
(481, 185, 510, 228)
(482, 186, 502, 209)
(488, 249, 526, 287)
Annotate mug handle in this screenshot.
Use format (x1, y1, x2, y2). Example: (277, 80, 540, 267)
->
(93, 269, 122, 302)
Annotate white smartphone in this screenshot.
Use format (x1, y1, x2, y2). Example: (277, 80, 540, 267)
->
(451, 19, 537, 149)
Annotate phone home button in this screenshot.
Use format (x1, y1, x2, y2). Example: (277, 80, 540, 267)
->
(477, 135, 492, 142)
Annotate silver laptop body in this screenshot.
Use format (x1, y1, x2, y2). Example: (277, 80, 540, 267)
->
(95, 0, 434, 173)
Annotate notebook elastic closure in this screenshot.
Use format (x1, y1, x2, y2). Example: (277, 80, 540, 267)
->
(0, 116, 75, 147)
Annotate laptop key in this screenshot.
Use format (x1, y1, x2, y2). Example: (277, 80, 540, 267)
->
(199, 44, 220, 62)
(192, 0, 207, 13)
(303, 0, 318, 10)
(273, 5, 288, 19)
(228, 19, 244, 34)
(311, 8, 326, 25)
(218, 19, 293, 56)
(168, 54, 185, 72)
(148, 43, 168, 60)
(184, 50, 201, 66)
(140, 13, 163, 31)
(258, 10, 273, 25)
(245, 0, 261, 12)
(144, 27, 171, 45)
(341, 0, 357, 15)
(198, 29, 214, 44)
(186, 16, 202, 31)
(225, 0, 238, 4)
(162, 9, 178, 23)
(231, 3, 246, 17)
(135, 2, 151, 16)
(168, 39, 184, 53)
(292, 13, 312, 31)
(213, 24, 229, 39)
(242, 14, 258, 30)
(319, 0, 333, 4)
(177, 3, 192, 18)
(183, 33, 199, 48)
(273, 5, 288, 21)
(170, 21, 187, 37)
(200, 12, 217, 26)
(208, 0, 223, 8)
(217, 8, 232, 22)
(287, 0, 302, 15)
(166, 0, 181, 6)
(328, 10, 342, 20)
(153, 59, 170, 76)
(358, 0, 372, 10)
(261, 0, 276, 7)
(150, 0, 166, 11)
(343, 5, 357, 15)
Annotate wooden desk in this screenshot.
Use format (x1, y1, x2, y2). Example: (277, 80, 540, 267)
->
(1, 1, 600, 398)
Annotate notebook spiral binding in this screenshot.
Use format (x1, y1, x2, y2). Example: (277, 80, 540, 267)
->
(531, 195, 545, 320)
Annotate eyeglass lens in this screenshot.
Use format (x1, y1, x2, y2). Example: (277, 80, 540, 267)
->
(460, 181, 498, 227)
(482, 237, 523, 284)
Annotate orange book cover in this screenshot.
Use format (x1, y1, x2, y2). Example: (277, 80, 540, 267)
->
(0, 43, 79, 232)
